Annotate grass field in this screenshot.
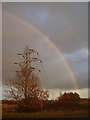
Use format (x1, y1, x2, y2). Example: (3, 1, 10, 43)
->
(2, 110, 88, 118)
(2, 104, 88, 118)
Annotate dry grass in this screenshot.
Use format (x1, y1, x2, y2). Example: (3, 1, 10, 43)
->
(2, 105, 88, 118)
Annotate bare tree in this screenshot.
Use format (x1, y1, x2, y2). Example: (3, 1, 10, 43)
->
(5, 72, 48, 100)
(4, 46, 49, 112)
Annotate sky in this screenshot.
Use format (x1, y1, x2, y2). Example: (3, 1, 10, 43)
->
(2, 2, 88, 99)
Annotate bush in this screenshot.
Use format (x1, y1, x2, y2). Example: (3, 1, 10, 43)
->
(17, 98, 41, 112)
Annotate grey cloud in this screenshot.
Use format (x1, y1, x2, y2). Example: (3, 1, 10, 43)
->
(3, 3, 88, 53)
(2, 3, 88, 96)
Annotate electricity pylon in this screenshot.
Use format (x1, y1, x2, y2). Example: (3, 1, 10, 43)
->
(14, 46, 42, 99)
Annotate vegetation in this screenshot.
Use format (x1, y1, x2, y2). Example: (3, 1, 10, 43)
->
(2, 93, 89, 118)
(4, 46, 49, 112)
(5, 72, 49, 112)
(3, 92, 89, 111)
(3, 46, 89, 118)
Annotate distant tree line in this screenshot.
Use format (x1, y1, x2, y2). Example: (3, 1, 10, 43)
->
(3, 91, 88, 112)
(43, 92, 85, 111)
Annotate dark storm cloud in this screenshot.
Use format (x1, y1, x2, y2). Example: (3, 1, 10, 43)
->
(2, 2, 88, 95)
(3, 2, 88, 53)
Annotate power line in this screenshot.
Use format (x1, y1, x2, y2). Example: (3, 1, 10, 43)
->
(37, 54, 50, 90)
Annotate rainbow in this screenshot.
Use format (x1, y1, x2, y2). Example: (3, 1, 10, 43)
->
(4, 12, 79, 92)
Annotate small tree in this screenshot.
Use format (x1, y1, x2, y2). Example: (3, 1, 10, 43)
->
(5, 46, 49, 112)
(58, 92, 80, 110)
